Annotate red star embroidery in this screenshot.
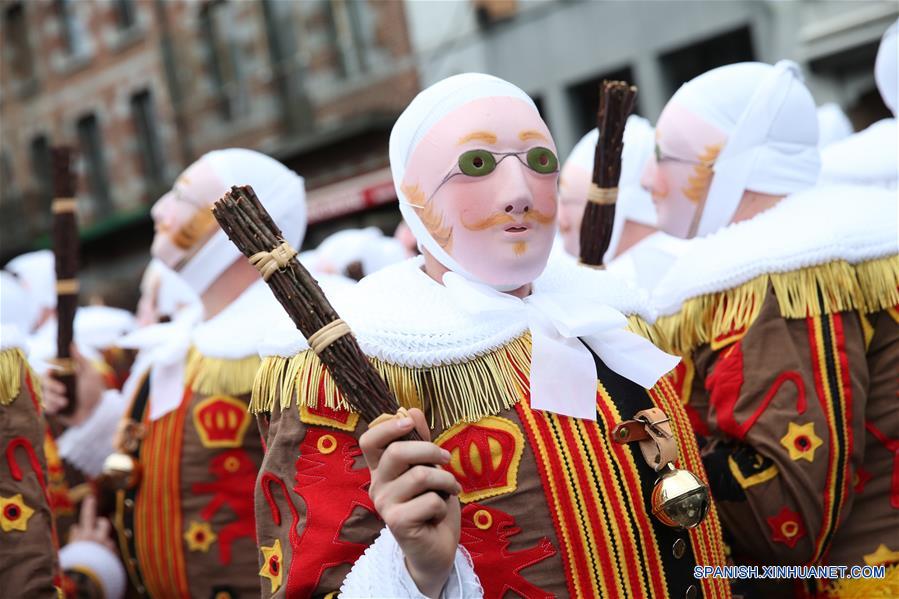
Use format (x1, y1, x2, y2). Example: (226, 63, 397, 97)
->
(767, 506, 806, 549)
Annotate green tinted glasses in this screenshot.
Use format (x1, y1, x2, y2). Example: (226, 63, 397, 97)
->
(457, 147, 559, 177)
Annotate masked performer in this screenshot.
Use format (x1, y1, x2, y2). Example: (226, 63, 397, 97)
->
(646, 61, 899, 595)
(253, 73, 730, 599)
(107, 149, 307, 598)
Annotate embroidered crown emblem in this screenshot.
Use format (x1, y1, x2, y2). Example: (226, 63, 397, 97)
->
(435, 416, 524, 503)
(192, 395, 251, 448)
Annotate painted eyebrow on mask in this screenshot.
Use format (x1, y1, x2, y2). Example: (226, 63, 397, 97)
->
(457, 131, 498, 145)
(519, 130, 548, 142)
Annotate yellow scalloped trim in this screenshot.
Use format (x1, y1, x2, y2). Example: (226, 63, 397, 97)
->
(0, 348, 40, 407)
(252, 334, 532, 428)
(652, 255, 899, 355)
(185, 348, 261, 397)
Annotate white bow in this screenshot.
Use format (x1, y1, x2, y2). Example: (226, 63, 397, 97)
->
(117, 305, 201, 421)
(444, 273, 679, 420)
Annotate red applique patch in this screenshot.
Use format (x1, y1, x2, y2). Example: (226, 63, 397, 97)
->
(460, 502, 556, 598)
(190, 449, 257, 565)
(864, 421, 899, 509)
(707, 343, 806, 440)
(265, 428, 377, 596)
(853, 467, 873, 494)
(767, 506, 807, 549)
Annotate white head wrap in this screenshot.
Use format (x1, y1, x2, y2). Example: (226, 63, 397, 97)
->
(314, 227, 382, 274)
(670, 61, 820, 237)
(816, 103, 854, 147)
(1, 270, 39, 332)
(875, 19, 898, 115)
(389, 73, 539, 291)
(565, 115, 657, 259)
(360, 236, 408, 276)
(176, 149, 307, 295)
(6, 250, 56, 310)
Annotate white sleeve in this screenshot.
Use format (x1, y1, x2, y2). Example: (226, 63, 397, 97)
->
(59, 540, 127, 599)
(57, 389, 126, 477)
(339, 527, 483, 599)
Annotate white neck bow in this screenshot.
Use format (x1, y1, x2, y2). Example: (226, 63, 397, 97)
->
(443, 273, 679, 420)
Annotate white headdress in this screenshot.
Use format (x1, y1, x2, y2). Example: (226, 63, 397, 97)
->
(176, 149, 307, 295)
(875, 19, 898, 116)
(389, 73, 539, 291)
(671, 61, 820, 237)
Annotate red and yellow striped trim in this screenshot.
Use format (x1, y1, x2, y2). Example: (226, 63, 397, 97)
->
(516, 387, 673, 598)
(806, 312, 854, 564)
(135, 387, 191, 598)
(652, 376, 732, 598)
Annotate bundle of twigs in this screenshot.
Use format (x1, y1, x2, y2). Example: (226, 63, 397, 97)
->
(212, 186, 421, 441)
(578, 80, 638, 267)
(51, 146, 79, 416)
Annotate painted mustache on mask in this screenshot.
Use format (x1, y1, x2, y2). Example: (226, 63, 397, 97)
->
(463, 208, 555, 231)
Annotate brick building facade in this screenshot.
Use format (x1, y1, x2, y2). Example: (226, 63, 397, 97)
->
(1, 0, 418, 305)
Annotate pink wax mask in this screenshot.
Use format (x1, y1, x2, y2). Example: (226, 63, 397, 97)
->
(151, 158, 224, 271)
(395, 84, 559, 290)
(641, 103, 726, 239)
(151, 149, 308, 296)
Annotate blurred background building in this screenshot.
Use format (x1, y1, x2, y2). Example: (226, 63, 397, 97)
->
(1, 0, 895, 308)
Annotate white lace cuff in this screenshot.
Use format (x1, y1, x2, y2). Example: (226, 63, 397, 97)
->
(339, 527, 483, 598)
(59, 540, 126, 599)
(57, 389, 125, 477)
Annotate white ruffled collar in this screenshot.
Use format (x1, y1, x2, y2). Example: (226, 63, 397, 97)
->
(652, 183, 899, 316)
(259, 253, 656, 367)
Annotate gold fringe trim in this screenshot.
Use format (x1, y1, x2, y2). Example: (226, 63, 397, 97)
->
(626, 314, 657, 343)
(652, 256, 899, 355)
(185, 348, 261, 397)
(252, 334, 533, 428)
(826, 563, 899, 598)
(0, 348, 41, 407)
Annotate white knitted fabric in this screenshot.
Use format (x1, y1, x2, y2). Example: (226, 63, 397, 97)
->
(57, 389, 126, 477)
(259, 252, 656, 364)
(652, 184, 899, 316)
(819, 119, 897, 190)
(59, 540, 127, 599)
(339, 527, 483, 599)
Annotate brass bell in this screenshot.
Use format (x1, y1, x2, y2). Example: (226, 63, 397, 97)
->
(651, 463, 710, 529)
(101, 452, 141, 491)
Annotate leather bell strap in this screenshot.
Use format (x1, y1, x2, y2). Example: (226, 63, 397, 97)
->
(612, 407, 678, 472)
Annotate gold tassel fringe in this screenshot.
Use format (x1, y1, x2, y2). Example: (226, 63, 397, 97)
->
(185, 348, 261, 397)
(652, 256, 899, 355)
(1, 348, 41, 406)
(826, 563, 899, 598)
(252, 334, 533, 428)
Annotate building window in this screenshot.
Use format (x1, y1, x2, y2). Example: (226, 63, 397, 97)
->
(200, 0, 245, 120)
(114, 0, 137, 30)
(130, 89, 165, 188)
(328, 0, 370, 78)
(4, 3, 35, 85)
(29, 135, 53, 222)
(76, 114, 113, 217)
(56, 0, 87, 56)
(0, 150, 28, 246)
(659, 26, 755, 97)
(567, 66, 638, 139)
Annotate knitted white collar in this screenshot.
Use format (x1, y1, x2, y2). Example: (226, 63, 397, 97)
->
(259, 253, 655, 367)
(652, 183, 899, 316)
